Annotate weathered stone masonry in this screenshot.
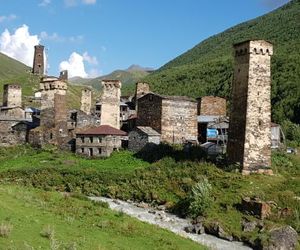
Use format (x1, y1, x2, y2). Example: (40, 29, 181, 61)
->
(137, 93, 198, 144)
(227, 40, 273, 175)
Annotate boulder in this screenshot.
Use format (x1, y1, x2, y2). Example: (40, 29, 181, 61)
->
(241, 197, 271, 219)
(204, 222, 233, 241)
(263, 226, 298, 250)
(242, 219, 258, 232)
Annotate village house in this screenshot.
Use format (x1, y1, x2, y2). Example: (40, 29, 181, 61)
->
(75, 125, 127, 157)
(128, 126, 161, 152)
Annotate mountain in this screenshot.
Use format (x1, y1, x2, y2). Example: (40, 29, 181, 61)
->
(0, 52, 29, 79)
(69, 65, 152, 92)
(143, 0, 300, 124)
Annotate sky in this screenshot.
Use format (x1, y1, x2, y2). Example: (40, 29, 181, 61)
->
(0, 0, 290, 78)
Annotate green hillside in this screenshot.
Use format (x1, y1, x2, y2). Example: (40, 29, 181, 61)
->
(70, 68, 150, 93)
(143, 0, 300, 124)
(0, 52, 29, 80)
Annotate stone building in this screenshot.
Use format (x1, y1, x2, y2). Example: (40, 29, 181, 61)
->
(197, 96, 226, 116)
(80, 88, 92, 115)
(100, 80, 121, 129)
(227, 40, 273, 175)
(32, 44, 44, 75)
(134, 82, 150, 109)
(137, 93, 198, 144)
(75, 125, 127, 157)
(39, 76, 67, 110)
(128, 126, 160, 152)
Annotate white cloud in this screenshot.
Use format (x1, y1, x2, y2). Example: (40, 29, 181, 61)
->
(38, 0, 51, 7)
(82, 0, 96, 5)
(40, 31, 83, 43)
(64, 0, 96, 7)
(0, 14, 17, 23)
(0, 24, 40, 66)
(83, 52, 98, 65)
(59, 52, 99, 78)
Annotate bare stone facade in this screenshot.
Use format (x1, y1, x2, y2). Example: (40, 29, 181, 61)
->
(80, 88, 92, 115)
(59, 70, 68, 81)
(137, 93, 198, 144)
(227, 40, 273, 175)
(198, 96, 226, 116)
(40, 76, 67, 110)
(100, 80, 121, 129)
(32, 45, 44, 75)
(134, 82, 150, 109)
(3, 84, 22, 108)
(0, 121, 27, 146)
(128, 126, 161, 152)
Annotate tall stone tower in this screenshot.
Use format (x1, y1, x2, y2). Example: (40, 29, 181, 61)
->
(134, 82, 150, 110)
(227, 40, 273, 175)
(80, 88, 92, 115)
(32, 45, 44, 75)
(3, 84, 22, 107)
(59, 70, 68, 82)
(101, 80, 121, 129)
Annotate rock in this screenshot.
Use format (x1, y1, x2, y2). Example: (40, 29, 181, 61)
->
(148, 209, 156, 214)
(242, 219, 257, 232)
(137, 202, 149, 209)
(157, 205, 166, 211)
(192, 216, 205, 225)
(263, 226, 298, 250)
(184, 223, 205, 234)
(205, 222, 233, 241)
(278, 207, 293, 218)
(241, 197, 271, 219)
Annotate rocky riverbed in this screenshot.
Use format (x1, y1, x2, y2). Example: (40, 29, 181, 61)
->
(89, 197, 252, 250)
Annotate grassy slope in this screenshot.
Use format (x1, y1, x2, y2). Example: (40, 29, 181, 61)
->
(0, 145, 299, 244)
(142, 0, 300, 124)
(0, 53, 29, 79)
(0, 184, 204, 250)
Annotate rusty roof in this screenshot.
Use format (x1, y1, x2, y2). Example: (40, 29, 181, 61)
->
(76, 125, 127, 136)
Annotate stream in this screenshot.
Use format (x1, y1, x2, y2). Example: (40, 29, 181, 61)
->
(89, 197, 252, 250)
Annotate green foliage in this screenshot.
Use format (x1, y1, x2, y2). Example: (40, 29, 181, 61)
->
(281, 120, 300, 146)
(140, 0, 300, 125)
(188, 178, 213, 218)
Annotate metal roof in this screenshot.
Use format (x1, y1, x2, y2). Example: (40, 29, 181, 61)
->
(136, 126, 160, 136)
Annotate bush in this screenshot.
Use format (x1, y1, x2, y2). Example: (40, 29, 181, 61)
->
(188, 178, 213, 218)
(281, 120, 300, 146)
(0, 223, 13, 237)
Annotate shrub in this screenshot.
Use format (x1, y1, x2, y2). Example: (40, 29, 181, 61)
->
(40, 225, 55, 239)
(0, 223, 13, 237)
(188, 178, 213, 218)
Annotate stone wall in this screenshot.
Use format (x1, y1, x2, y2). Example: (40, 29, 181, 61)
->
(161, 98, 198, 144)
(80, 88, 92, 115)
(136, 93, 162, 133)
(0, 121, 27, 146)
(76, 134, 122, 157)
(227, 40, 273, 175)
(3, 84, 22, 107)
(101, 80, 121, 129)
(40, 78, 67, 110)
(128, 129, 160, 152)
(199, 96, 226, 116)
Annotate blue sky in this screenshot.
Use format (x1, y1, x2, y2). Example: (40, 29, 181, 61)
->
(0, 0, 290, 78)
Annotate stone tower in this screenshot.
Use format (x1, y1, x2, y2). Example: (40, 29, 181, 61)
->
(32, 45, 44, 75)
(134, 82, 150, 110)
(227, 40, 273, 175)
(59, 70, 68, 82)
(40, 76, 67, 110)
(101, 80, 121, 129)
(80, 88, 92, 115)
(3, 84, 22, 107)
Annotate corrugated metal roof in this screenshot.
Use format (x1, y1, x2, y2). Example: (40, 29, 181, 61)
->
(136, 126, 160, 136)
(76, 125, 127, 136)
